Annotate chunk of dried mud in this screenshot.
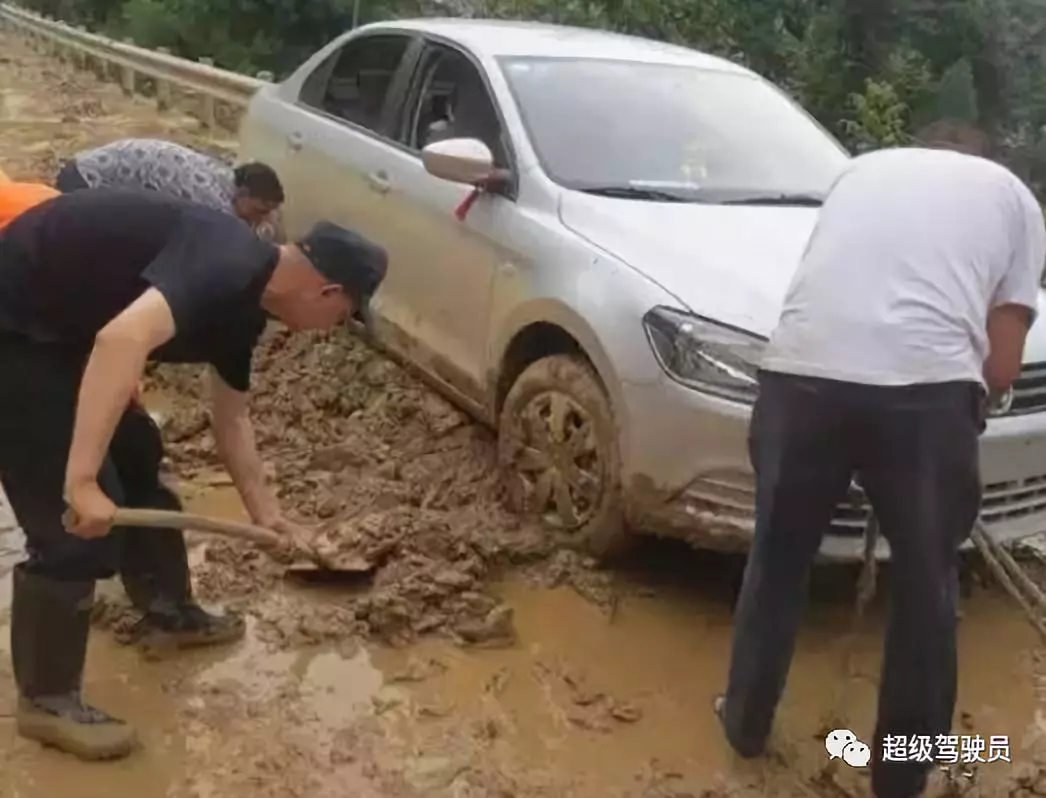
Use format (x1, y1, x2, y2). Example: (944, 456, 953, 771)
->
(147, 324, 563, 645)
(453, 604, 518, 648)
(387, 656, 448, 684)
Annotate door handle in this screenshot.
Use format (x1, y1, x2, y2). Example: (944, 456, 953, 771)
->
(287, 132, 303, 153)
(367, 170, 391, 194)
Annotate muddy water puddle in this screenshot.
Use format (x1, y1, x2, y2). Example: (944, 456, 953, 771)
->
(370, 571, 1046, 796)
(0, 477, 1044, 795)
(0, 618, 386, 798)
(0, 489, 1043, 797)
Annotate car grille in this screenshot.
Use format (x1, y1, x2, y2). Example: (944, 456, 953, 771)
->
(684, 470, 1046, 539)
(982, 474, 1046, 524)
(1008, 362, 1046, 416)
(830, 474, 1046, 536)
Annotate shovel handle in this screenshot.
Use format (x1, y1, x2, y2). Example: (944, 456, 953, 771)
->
(62, 507, 337, 570)
(101, 507, 283, 548)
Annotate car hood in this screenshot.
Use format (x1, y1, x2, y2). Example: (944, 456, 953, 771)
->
(558, 192, 1046, 363)
(558, 191, 819, 336)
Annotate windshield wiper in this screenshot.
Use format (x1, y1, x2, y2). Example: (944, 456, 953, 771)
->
(580, 186, 692, 202)
(720, 193, 824, 207)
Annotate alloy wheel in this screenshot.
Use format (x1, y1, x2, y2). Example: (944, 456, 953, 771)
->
(510, 390, 604, 531)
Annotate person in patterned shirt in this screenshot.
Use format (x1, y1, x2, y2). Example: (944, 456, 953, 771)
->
(55, 138, 284, 231)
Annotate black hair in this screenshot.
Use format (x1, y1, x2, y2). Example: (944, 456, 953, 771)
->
(233, 162, 285, 204)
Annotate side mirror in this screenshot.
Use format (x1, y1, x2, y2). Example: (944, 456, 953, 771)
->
(422, 138, 495, 185)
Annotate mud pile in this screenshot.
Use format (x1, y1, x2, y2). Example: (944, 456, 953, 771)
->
(2, 33, 605, 651)
(146, 324, 569, 646)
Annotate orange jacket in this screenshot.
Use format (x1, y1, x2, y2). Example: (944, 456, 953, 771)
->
(0, 180, 59, 230)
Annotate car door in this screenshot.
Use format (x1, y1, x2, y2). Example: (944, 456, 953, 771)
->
(276, 31, 425, 338)
(363, 39, 522, 412)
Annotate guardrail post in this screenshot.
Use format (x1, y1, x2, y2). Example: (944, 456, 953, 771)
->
(120, 38, 136, 95)
(198, 56, 216, 128)
(72, 26, 86, 69)
(156, 47, 172, 110)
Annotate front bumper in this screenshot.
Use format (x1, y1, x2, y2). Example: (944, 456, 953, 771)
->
(620, 375, 1046, 562)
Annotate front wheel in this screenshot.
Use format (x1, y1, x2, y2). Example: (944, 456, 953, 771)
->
(497, 354, 631, 560)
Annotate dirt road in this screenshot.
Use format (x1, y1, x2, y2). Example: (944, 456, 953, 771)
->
(3, 30, 1046, 798)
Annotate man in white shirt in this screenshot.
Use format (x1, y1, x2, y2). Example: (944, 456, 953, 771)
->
(715, 142, 1045, 798)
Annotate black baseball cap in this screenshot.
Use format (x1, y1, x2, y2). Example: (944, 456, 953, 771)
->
(296, 221, 388, 330)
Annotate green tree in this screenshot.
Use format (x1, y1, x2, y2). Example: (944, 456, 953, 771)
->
(20, 0, 1046, 195)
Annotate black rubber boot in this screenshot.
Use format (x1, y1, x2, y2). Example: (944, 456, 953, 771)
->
(119, 505, 245, 649)
(110, 406, 245, 649)
(11, 564, 137, 760)
(119, 524, 246, 648)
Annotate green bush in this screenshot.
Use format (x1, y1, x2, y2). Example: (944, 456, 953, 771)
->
(841, 80, 914, 152)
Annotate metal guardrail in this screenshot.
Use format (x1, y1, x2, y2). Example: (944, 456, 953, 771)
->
(0, 2, 272, 129)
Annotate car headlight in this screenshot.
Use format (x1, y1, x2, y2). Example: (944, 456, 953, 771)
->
(642, 306, 766, 403)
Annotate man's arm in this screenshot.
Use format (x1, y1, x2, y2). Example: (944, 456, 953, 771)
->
(985, 179, 1046, 395)
(65, 288, 176, 536)
(985, 304, 1034, 394)
(208, 367, 284, 527)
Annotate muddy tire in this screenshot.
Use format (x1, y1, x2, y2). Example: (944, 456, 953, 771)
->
(497, 354, 631, 560)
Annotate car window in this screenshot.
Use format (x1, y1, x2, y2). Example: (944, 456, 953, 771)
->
(499, 56, 849, 203)
(299, 35, 411, 133)
(405, 45, 508, 167)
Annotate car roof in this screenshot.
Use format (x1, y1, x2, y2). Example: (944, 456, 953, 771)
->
(357, 18, 752, 74)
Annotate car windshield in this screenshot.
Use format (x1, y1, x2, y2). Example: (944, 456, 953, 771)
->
(498, 56, 851, 204)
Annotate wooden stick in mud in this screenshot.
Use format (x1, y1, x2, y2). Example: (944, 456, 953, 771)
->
(970, 522, 1046, 642)
(972, 520, 1046, 615)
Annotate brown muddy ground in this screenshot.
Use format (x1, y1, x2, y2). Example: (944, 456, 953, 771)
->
(3, 29, 1046, 798)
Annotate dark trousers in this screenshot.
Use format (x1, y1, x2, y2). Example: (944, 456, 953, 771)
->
(722, 371, 983, 798)
(55, 161, 89, 193)
(0, 332, 188, 594)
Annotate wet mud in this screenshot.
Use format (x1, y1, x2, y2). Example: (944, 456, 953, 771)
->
(3, 29, 1046, 798)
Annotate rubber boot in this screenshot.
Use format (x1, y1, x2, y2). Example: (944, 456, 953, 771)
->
(110, 405, 244, 649)
(119, 503, 245, 649)
(11, 564, 137, 760)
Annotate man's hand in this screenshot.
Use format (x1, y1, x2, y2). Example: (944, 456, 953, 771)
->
(63, 479, 117, 539)
(265, 516, 316, 562)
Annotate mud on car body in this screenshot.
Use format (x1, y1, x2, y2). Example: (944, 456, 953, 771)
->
(238, 18, 1046, 561)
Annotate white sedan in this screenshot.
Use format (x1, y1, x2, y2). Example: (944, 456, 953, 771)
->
(239, 18, 1046, 560)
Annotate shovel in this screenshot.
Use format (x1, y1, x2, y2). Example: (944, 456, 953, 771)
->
(61, 507, 374, 576)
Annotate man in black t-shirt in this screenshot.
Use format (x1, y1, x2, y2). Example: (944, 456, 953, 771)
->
(0, 187, 387, 761)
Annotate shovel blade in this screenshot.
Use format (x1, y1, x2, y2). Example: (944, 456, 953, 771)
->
(282, 552, 375, 578)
